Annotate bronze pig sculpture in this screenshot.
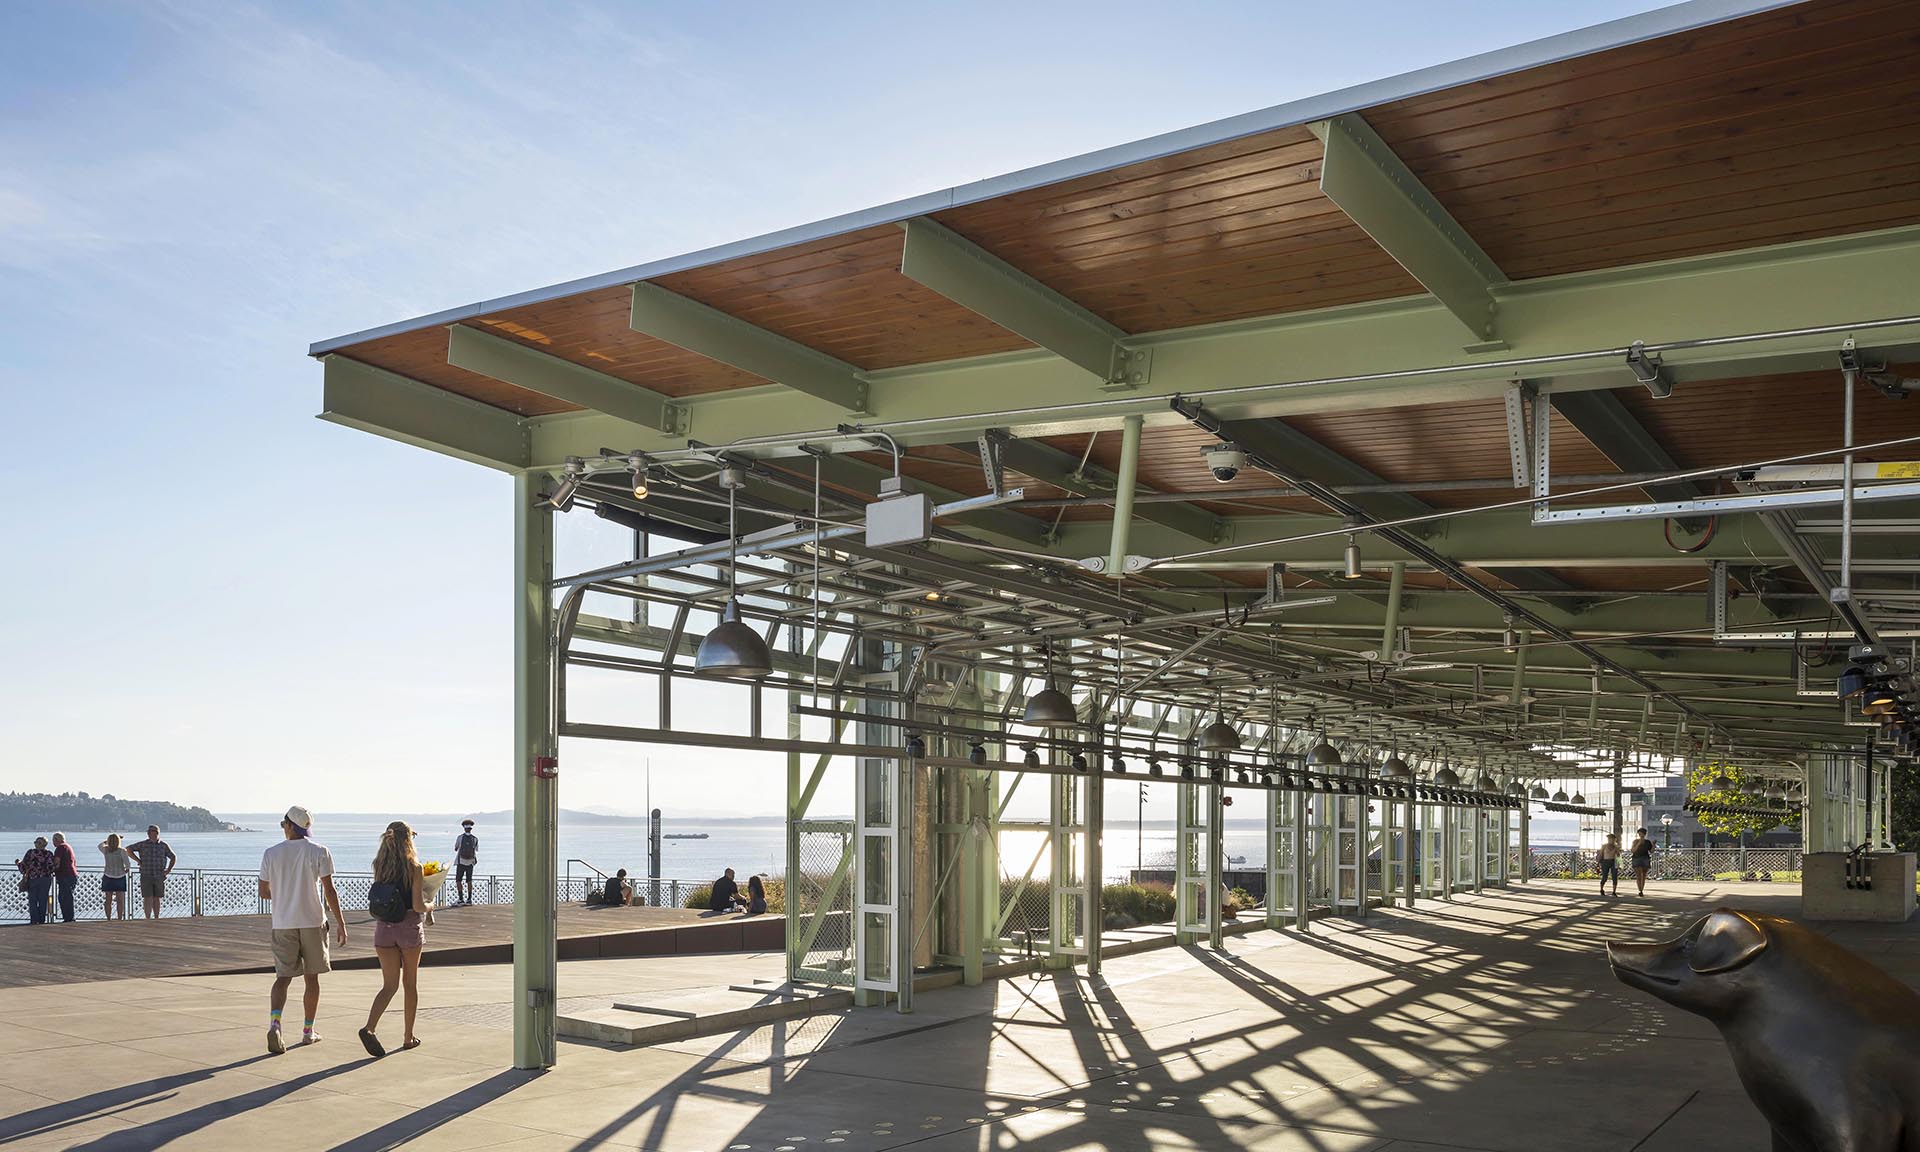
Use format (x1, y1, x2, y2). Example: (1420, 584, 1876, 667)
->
(1607, 908, 1920, 1152)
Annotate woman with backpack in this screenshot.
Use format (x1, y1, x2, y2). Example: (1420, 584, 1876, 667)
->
(359, 821, 430, 1058)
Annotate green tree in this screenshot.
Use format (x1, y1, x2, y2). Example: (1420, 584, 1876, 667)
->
(1687, 760, 1800, 839)
(1892, 761, 1919, 855)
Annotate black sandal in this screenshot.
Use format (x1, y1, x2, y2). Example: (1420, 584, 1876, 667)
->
(359, 1027, 386, 1058)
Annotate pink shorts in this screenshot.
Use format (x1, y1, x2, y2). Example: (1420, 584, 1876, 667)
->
(373, 910, 424, 950)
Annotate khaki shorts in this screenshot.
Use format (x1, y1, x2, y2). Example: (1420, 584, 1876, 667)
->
(271, 926, 332, 977)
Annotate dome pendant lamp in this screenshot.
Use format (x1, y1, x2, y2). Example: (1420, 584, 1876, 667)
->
(1199, 691, 1241, 752)
(694, 471, 774, 679)
(1022, 644, 1079, 728)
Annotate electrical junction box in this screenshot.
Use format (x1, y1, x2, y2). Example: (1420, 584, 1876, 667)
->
(866, 491, 933, 547)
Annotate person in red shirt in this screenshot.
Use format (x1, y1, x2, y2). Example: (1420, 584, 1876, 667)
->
(50, 833, 79, 922)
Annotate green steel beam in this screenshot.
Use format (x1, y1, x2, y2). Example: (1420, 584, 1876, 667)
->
(629, 282, 868, 412)
(1550, 389, 1705, 505)
(1056, 508, 1920, 569)
(1310, 114, 1507, 344)
(898, 217, 1140, 387)
(983, 437, 1220, 542)
(520, 227, 1920, 465)
(446, 325, 686, 435)
(320, 355, 529, 471)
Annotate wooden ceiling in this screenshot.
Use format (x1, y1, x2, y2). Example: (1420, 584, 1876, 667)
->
(321, 0, 1920, 568)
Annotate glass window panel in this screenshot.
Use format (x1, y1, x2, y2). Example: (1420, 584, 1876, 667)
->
(863, 836, 891, 905)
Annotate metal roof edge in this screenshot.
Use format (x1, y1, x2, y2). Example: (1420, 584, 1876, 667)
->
(307, 0, 1804, 358)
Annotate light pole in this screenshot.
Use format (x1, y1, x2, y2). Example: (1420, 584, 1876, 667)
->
(1661, 812, 1673, 852)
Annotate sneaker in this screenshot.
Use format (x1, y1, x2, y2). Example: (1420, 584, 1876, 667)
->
(300, 1031, 321, 1046)
(267, 1027, 284, 1056)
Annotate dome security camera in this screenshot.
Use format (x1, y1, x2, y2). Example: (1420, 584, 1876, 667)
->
(1203, 442, 1246, 483)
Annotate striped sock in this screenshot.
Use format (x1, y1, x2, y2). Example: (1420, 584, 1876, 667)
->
(269, 1009, 282, 1030)
(302, 1019, 315, 1039)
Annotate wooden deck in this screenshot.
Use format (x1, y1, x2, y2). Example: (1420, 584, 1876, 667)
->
(0, 902, 731, 988)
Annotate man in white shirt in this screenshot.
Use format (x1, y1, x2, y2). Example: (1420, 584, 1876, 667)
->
(258, 805, 346, 1055)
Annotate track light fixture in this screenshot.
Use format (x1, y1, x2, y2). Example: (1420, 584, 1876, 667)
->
(627, 452, 650, 499)
(904, 733, 927, 758)
(1343, 535, 1363, 580)
(1022, 744, 1041, 768)
(968, 742, 986, 766)
(545, 457, 584, 512)
(1111, 754, 1127, 774)
(1836, 665, 1869, 699)
(1148, 756, 1164, 777)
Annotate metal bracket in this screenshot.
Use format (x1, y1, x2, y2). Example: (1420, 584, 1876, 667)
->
(976, 428, 1010, 497)
(661, 404, 690, 436)
(1710, 560, 1729, 637)
(1530, 390, 1552, 520)
(1626, 341, 1673, 399)
(1842, 337, 1912, 400)
(1102, 346, 1151, 393)
(1503, 381, 1533, 489)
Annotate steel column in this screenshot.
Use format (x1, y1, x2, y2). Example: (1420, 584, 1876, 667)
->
(1107, 414, 1144, 579)
(512, 472, 557, 1069)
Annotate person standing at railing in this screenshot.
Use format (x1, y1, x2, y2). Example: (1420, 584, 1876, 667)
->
(14, 838, 56, 925)
(98, 834, 132, 920)
(49, 833, 79, 923)
(259, 805, 347, 1055)
(1629, 827, 1655, 897)
(452, 819, 479, 907)
(128, 825, 176, 919)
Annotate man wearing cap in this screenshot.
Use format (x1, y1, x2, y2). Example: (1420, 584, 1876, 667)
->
(453, 819, 479, 906)
(257, 805, 346, 1054)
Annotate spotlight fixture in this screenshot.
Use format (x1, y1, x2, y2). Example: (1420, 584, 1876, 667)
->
(545, 457, 584, 512)
(1866, 686, 1898, 709)
(968, 742, 987, 766)
(1148, 756, 1164, 777)
(627, 452, 650, 500)
(904, 733, 927, 758)
(1111, 754, 1127, 774)
(694, 472, 775, 679)
(1836, 665, 1869, 699)
(1070, 753, 1088, 773)
(1021, 744, 1041, 768)
(1180, 763, 1196, 780)
(1343, 535, 1364, 580)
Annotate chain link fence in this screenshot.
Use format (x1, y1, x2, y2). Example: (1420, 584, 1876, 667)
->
(1514, 847, 1802, 881)
(3, 867, 706, 923)
(791, 824, 854, 985)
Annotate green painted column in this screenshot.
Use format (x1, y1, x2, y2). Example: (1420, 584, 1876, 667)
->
(512, 472, 558, 1069)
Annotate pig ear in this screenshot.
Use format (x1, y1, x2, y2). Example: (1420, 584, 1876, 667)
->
(1688, 910, 1769, 974)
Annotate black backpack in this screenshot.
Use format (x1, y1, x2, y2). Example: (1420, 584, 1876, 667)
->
(368, 880, 409, 923)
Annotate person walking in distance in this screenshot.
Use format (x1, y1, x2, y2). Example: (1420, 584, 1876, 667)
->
(452, 819, 479, 907)
(98, 834, 132, 920)
(128, 825, 176, 919)
(49, 833, 79, 923)
(1597, 833, 1623, 897)
(15, 838, 55, 925)
(258, 806, 347, 1054)
(361, 821, 431, 1057)
(1628, 827, 1656, 897)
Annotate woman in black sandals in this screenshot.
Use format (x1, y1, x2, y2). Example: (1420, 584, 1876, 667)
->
(360, 821, 430, 1057)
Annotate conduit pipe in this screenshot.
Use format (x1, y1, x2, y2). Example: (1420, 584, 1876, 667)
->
(1107, 414, 1144, 580)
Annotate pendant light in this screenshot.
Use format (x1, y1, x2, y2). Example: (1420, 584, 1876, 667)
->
(1198, 700, 1241, 752)
(1022, 644, 1079, 727)
(1551, 788, 1568, 803)
(1710, 769, 1734, 791)
(1529, 784, 1549, 800)
(694, 470, 774, 679)
(1570, 791, 1586, 805)
(1307, 732, 1342, 768)
(1433, 761, 1460, 786)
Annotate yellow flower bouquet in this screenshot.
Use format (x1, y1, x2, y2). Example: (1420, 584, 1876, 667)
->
(420, 860, 449, 905)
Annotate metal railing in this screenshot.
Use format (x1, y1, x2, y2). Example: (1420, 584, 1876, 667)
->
(1513, 847, 1802, 881)
(2, 867, 710, 923)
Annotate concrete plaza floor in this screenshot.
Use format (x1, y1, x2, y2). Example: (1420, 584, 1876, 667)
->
(3, 880, 1912, 1151)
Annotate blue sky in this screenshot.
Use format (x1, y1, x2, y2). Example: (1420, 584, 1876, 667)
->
(0, 0, 1672, 817)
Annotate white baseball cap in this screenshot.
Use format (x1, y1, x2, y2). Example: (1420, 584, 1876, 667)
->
(284, 805, 313, 830)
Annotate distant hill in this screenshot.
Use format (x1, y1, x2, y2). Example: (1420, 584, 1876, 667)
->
(1, 792, 235, 833)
